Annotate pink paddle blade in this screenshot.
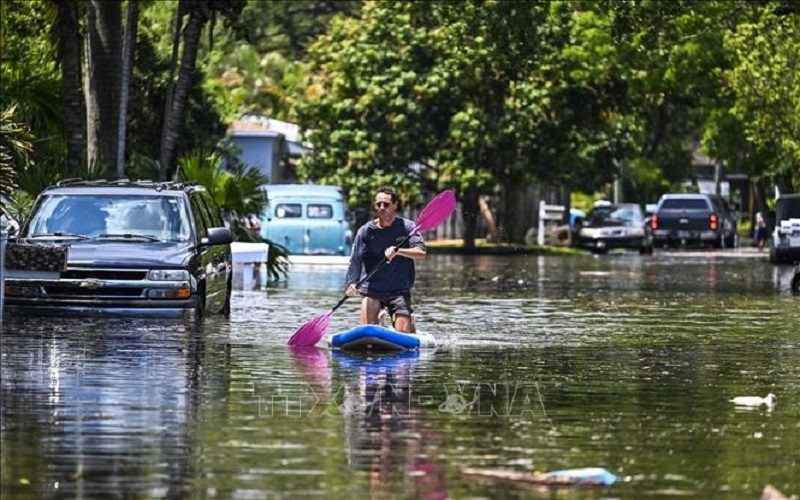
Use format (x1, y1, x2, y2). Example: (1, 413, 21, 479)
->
(287, 310, 333, 347)
(414, 190, 457, 232)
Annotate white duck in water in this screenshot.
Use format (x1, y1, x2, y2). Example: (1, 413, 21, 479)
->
(729, 393, 777, 407)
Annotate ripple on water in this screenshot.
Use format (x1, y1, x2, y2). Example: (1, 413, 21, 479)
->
(2, 254, 798, 498)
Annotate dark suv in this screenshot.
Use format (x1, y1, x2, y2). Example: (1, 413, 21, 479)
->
(3, 179, 232, 319)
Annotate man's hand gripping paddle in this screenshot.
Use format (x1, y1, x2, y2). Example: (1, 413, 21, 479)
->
(287, 190, 457, 347)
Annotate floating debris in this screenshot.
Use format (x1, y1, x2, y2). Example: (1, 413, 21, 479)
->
(460, 466, 617, 487)
(729, 393, 777, 407)
(760, 485, 790, 500)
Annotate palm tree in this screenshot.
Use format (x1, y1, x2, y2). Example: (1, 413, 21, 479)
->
(0, 106, 33, 199)
(84, 0, 122, 174)
(54, 0, 84, 175)
(116, 0, 139, 177)
(159, 0, 246, 181)
(175, 149, 290, 280)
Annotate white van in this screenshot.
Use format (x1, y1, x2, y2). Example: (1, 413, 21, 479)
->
(260, 184, 352, 255)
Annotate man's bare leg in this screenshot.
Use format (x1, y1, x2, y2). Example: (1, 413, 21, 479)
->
(360, 297, 381, 325)
(394, 314, 414, 333)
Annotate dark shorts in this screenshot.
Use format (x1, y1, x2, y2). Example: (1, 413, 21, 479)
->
(365, 290, 413, 318)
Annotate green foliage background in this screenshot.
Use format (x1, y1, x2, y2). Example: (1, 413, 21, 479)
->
(2, 0, 799, 245)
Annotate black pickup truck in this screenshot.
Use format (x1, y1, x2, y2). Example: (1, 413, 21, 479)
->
(651, 193, 738, 248)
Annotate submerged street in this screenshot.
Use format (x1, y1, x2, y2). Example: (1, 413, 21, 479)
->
(2, 251, 799, 498)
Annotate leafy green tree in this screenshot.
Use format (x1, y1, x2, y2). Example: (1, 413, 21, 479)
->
(200, 0, 360, 122)
(298, 2, 454, 196)
(718, 3, 799, 193)
(296, 1, 639, 246)
(606, 1, 741, 196)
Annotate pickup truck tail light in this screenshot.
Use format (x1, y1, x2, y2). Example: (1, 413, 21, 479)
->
(709, 213, 719, 231)
(651, 214, 659, 230)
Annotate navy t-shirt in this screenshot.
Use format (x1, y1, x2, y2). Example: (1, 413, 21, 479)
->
(345, 217, 426, 294)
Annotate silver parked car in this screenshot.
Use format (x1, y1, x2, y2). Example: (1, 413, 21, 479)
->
(575, 203, 653, 254)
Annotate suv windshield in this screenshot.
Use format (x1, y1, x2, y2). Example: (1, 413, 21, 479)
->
(24, 194, 191, 242)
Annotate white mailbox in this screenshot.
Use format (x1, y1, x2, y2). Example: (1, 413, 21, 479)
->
(231, 242, 269, 290)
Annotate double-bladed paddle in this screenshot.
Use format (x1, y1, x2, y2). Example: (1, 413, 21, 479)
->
(287, 189, 457, 347)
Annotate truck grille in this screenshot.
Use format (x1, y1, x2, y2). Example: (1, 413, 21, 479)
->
(61, 269, 148, 280)
(43, 286, 145, 298)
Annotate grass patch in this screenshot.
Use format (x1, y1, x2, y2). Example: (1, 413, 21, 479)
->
(426, 238, 584, 256)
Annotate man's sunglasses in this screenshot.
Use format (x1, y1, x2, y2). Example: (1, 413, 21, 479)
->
(374, 201, 392, 209)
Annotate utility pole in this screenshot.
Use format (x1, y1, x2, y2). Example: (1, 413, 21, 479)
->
(613, 159, 623, 204)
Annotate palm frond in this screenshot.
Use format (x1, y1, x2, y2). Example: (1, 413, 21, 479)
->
(177, 148, 286, 280)
(0, 105, 34, 198)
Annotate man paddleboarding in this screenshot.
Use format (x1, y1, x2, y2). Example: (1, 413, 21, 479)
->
(345, 186, 426, 333)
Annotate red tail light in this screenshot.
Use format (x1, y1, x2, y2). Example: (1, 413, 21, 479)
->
(651, 214, 659, 230)
(709, 213, 718, 231)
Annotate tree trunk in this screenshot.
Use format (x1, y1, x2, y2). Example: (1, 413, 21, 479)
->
(159, 0, 187, 181)
(85, 0, 122, 174)
(56, 0, 84, 176)
(116, 0, 139, 178)
(159, 3, 206, 181)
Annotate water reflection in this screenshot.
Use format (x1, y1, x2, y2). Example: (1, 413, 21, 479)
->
(2, 253, 799, 499)
(0, 318, 230, 498)
(331, 350, 447, 499)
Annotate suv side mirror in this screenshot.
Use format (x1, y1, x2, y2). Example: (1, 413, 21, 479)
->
(204, 227, 233, 246)
(2, 218, 19, 237)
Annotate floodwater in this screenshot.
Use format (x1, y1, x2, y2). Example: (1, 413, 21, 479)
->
(2, 251, 799, 499)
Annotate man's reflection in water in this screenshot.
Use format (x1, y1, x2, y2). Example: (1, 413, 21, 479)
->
(334, 351, 448, 500)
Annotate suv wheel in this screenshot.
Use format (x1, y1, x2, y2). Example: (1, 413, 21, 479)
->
(725, 232, 738, 249)
(192, 284, 206, 321)
(220, 276, 232, 316)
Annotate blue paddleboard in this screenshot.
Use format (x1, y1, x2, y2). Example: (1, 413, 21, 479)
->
(328, 324, 436, 351)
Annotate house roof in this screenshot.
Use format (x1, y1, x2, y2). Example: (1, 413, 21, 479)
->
(229, 115, 312, 155)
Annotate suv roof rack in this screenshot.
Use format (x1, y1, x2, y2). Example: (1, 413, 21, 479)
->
(52, 178, 203, 192)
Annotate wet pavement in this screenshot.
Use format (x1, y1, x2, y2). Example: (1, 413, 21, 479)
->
(2, 250, 799, 498)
